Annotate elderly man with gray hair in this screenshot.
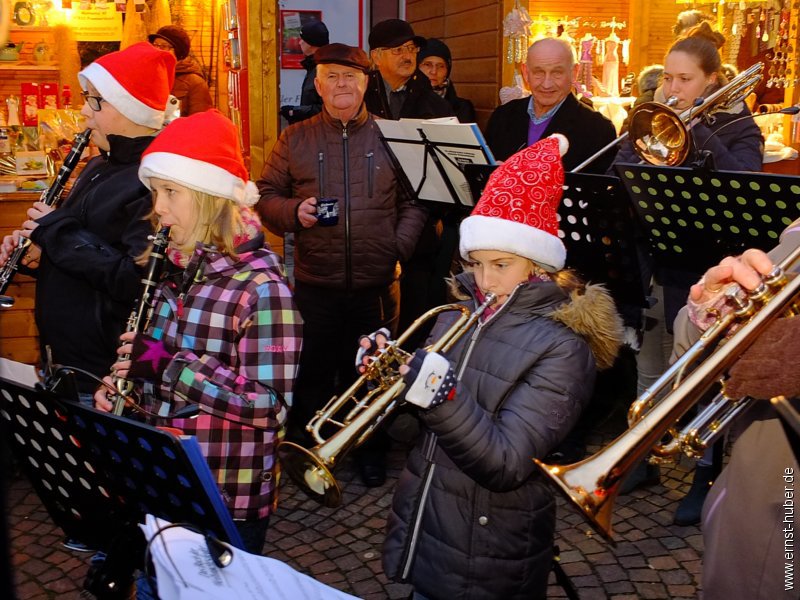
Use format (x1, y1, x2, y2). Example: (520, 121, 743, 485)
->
(485, 37, 616, 173)
(257, 43, 427, 488)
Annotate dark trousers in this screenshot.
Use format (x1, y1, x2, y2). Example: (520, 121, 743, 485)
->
(290, 280, 400, 436)
(234, 517, 270, 555)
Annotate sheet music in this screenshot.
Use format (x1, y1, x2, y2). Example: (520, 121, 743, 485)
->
(376, 118, 495, 206)
(0, 356, 39, 388)
(141, 515, 361, 600)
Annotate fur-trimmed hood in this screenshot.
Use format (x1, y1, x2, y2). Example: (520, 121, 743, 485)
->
(549, 283, 624, 370)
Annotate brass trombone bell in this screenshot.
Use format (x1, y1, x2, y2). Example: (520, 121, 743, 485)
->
(535, 242, 800, 540)
(629, 104, 689, 166)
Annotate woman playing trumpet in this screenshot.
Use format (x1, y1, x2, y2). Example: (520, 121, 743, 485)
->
(382, 136, 623, 599)
(94, 110, 302, 553)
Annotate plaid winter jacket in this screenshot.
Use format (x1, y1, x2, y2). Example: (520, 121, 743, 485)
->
(135, 238, 302, 521)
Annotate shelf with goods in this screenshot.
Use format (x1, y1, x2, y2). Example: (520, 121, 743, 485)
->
(1, 25, 72, 111)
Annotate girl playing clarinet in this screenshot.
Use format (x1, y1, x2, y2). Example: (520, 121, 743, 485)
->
(94, 110, 302, 553)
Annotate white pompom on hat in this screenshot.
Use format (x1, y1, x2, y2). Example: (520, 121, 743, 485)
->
(78, 42, 176, 129)
(459, 134, 568, 272)
(138, 109, 259, 207)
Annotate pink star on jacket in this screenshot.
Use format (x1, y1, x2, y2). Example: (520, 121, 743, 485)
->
(137, 337, 173, 372)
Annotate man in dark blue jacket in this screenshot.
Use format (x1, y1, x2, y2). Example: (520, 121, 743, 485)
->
(485, 37, 616, 173)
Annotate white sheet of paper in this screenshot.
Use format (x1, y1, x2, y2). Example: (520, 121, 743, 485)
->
(141, 515, 361, 600)
(0, 356, 39, 388)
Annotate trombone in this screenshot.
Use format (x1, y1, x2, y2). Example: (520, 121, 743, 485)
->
(278, 293, 496, 507)
(534, 242, 800, 540)
(572, 62, 763, 172)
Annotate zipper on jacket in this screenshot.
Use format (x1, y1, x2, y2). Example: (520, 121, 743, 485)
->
(401, 434, 437, 580)
(342, 124, 352, 292)
(366, 152, 374, 197)
(399, 289, 519, 580)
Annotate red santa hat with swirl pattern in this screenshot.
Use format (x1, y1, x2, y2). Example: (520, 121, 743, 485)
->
(459, 134, 568, 272)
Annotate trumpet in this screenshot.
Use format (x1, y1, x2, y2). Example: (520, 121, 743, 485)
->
(0, 128, 92, 306)
(110, 226, 171, 415)
(278, 293, 496, 507)
(534, 242, 800, 540)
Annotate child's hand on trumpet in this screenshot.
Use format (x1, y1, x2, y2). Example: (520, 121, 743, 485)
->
(399, 350, 456, 410)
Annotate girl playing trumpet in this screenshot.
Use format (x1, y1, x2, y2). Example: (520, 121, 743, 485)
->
(94, 110, 302, 553)
(383, 135, 623, 599)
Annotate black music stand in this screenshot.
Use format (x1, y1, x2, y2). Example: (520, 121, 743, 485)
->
(377, 120, 495, 207)
(561, 172, 647, 310)
(614, 164, 800, 272)
(0, 376, 243, 593)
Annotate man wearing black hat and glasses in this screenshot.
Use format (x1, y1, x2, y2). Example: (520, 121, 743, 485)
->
(365, 19, 452, 121)
(280, 20, 330, 124)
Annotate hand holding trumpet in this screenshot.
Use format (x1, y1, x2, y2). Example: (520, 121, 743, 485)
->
(690, 248, 774, 303)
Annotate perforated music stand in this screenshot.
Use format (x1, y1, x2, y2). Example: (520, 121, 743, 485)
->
(614, 164, 800, 272)
(561, 173, 646, 309)
(0, 377, 243, 551)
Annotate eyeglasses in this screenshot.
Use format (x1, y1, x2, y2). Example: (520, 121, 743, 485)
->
(152, 42, 174, 52)
(81, 91, 105, 112)
(381, 43, 419, 56)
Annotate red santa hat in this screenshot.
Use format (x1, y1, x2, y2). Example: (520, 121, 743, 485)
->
(78, 42, 176, 129)
(138, 109, 259, 207)
(459, 134, 569, 272)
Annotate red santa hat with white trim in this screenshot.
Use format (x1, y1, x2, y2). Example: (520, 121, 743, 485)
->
(459, 134, 568, 272)
(138, 109, 259, 207)
(78, 42, 176, 129)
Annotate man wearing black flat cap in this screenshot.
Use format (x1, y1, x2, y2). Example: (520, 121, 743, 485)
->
(149, 25, 212, 117)
(364, 21, 460, 486)
(365, 19, 452, 120)
(366, 19, 458, 365)
(280, 20, 330, 124)
(257, 43, 427, 489)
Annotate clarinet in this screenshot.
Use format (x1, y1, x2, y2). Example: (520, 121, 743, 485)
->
(0, 128, 92, 304)
(111, 226, 171, 415)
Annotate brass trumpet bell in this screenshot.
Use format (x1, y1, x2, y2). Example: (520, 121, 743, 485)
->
(628, 103, 689, 166)
(278, 441, 342, 507)
(535, 243, 800, 540)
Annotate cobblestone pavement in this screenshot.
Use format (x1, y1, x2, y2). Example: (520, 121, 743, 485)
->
(8, 412, 704, 600)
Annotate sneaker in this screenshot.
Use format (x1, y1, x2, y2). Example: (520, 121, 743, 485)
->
(63, 538, 97, 553)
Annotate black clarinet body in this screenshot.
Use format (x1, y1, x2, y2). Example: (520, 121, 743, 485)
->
(0, 128, 92, 304)
(110, 226, 171, 415)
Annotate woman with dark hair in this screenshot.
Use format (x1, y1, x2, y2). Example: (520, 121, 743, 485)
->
(613, 22, 764, 519)
(149, 25, 213, 116)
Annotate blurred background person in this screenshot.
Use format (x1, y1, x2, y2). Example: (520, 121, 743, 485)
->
(280, 20, 329, 124)
(417, 38, 476, 123)
(149, 25, 213, 117)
